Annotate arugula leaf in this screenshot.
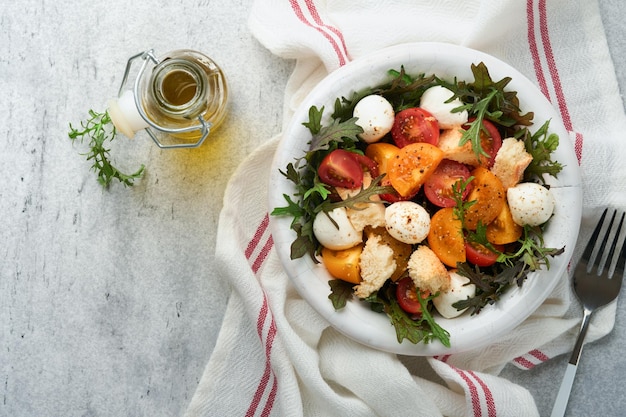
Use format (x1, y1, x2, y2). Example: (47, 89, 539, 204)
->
(328, 279, 354, 309)
(309, 116, 364, 152)
(522, 120, 564, 182)
(302, 105, 324, 134)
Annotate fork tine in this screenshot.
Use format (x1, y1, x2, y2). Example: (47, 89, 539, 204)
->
(583, 208, 609, 269)
(610, 211, 626, 279)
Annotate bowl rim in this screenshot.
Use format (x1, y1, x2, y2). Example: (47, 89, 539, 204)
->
(268, 42, 582, 355)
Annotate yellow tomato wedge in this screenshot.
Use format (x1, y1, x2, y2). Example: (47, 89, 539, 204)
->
(365, 142, 399, 177)
(321, 245, 363, 284)
(463, 166, 505, 230)
(427, 207, 466, 267)
(486, 201, 523, 245)
(388, 142, 444, 197)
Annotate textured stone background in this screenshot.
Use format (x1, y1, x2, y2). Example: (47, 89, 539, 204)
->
(0, 1, 623, 416)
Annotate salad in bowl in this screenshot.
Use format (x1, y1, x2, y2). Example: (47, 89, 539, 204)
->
(268, 43, 582, 355)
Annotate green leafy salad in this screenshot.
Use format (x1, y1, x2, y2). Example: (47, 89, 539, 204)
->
(272, 63, 564, 347)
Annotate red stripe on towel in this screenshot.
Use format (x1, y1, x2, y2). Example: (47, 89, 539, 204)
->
(245, 216, 278, 417)
(530, 349, 549, 362)
(514, 349, 551, 369)
(526, 0, 549, 98)
(538, 0, 572, 131)
(468, 371, 497, 417)
(513, 355, 536, 369)
(527, 0, 584, 163)
(245, 214, 270, 258)
(452, 368, 483, 417)
(289, 0, 348, 66)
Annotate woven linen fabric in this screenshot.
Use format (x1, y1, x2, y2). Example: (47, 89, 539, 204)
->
(185, 1, 626, 416)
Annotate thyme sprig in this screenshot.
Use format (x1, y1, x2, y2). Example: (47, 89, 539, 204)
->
(69, 109, 145, 187)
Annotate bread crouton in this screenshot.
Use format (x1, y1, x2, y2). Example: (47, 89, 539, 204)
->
(347, 202, 386, 232)
(437, 126, 489, 167)
(491, 138, 533, 189)
(354, 235, 397, 298)
(407, 245, 450, 294)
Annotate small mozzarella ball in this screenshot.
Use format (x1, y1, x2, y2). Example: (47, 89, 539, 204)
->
(419, 85, 468, 129)
(507, 182, 556, 226)
(385, 201, 430, 244)
(313, 207, 363, 250)
(433, 271, 476, 319)
(353, 95, 395, 143)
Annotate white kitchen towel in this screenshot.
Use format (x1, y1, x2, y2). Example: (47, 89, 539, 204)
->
(185, 1, 626, 416)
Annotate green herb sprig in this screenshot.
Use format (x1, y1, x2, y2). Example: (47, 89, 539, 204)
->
(68, 109, 145, 187)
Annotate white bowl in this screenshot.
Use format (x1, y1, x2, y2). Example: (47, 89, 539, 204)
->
(268, 42, 582, 355)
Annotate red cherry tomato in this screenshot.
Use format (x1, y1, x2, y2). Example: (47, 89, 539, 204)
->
(350, 152, 379, 178)
(424, 159, 472, 207)
(317, 149, 378, 189)
(462, 118, 502, 168)
(396, 277, 429, 315)
(464, 241, 503, 267)
(391, 108, 440, 148)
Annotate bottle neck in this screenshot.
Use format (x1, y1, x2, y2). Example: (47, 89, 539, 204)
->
(149, 58, 208, 120)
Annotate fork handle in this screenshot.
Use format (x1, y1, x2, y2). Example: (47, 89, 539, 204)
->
(550, 308, 592, 417)
(550, 363, 578, 417)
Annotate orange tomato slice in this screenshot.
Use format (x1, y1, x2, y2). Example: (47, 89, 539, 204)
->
(486, 201, 523, 245)
(321, 245, 363, 284)
(463, 167, 505, 230)
(428, 207, 466, 267)
(388, 142, 444, 197)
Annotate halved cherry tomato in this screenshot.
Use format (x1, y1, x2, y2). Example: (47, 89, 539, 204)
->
(396, 277, 430, 315)
(465, 241, 503, 267)
(486, 201, 523, 245)
(351, 152, 379, 178)
(424, 159, 472, 207)
(391, 108, 440, 148)
(388, 142, 444, 197)
(428, 207, 466, 267)
(378, 190, 417, 203)
(321, 245, 363, 284)
(317, 149, 378, 189)
(462, 118, 502, 167)
(463, 167, 505, 230)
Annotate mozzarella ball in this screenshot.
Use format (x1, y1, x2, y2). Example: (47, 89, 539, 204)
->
(419, 85, 468, 129)
(313, 207, 363, 250)
(353, 95, 395, 143)
(433, 271, 476, 319)
(385, 201, 430, 244)
(507, 182, 556, 226)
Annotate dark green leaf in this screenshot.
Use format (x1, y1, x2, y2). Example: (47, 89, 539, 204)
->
(328, 279, 354, 310)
